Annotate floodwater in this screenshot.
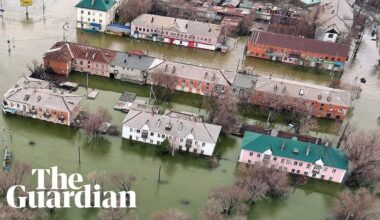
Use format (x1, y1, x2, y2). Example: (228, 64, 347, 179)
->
(0, 0, 379, 219)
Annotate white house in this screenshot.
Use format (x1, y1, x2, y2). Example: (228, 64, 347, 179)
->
(122, 110, 222, 156)
(75, 0, 118, 32)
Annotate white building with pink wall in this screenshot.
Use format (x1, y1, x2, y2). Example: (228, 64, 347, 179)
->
(239, 132, 348, 183)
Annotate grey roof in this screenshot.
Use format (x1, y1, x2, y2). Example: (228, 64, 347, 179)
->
(110, 52, 163, 71)
(148, 61, 233, 86)
(232, 73, 258, 89)
(122, 110, 222, 144)
(255, 76, 351, 107)
(132, 14, 221, 39)
(317, 0, 353, 34)
(4, 78, 82, 112)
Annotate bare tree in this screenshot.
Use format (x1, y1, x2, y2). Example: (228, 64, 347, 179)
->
(209, 185, 244, 216)
(150, 68, 177, 103)
(201, 198, 224, 220)
(332, 188, 376, 220)
(238, 14, 255, 36)
(236, 165, 289, 203)
(83, 108, 112, 139)
(342, 130, 380, 188)
(111, 174, 136, 192)
(210, 93, 240, 134)
(0, 204, 44, 220)
(118, 0, 152, 23)
(28, 59, 46, 79)
(87, 170, 108, 205)
(98, 207, 124, 220)
(152, 208, 189, 220)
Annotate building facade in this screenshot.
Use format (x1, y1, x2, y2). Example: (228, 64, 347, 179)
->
(246, 31, 350, 71)
(43, 42, 117, 77)
(75, 0, 118, 32)
(239, 132, 348, 183)
(2, 77, 82, 126)
(131, 14, 222, 51)
(122, 110, 222, 156)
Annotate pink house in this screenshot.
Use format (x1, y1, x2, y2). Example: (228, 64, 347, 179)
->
(239, 132, 348, 183)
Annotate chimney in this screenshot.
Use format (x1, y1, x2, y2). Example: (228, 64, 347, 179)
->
(179, 122, 183, 130)
(151, 17, 154, 23)
(172, 66, 176, 74)
(157, 119, 161, 127)
(185, 24, 188, 28)
(204, 72, 208, 79)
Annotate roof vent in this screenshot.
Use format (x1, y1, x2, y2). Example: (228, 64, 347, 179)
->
(292, 148, 299, 155)
(327, 95, 332, 102)
(306, 144, 311, 156)
(318, 94, 322, 100)
(274, 84, 278, 91)
(151, 17, 154, 23)
(212, 74, 216, 81)
(185, 24, 188, 28)
(124, 59, 127, 63)
(172, 66, 176, 74)
(157, 119, 161, 127)
(204, 72, 208, 79)
(299, 89, 304, 96)
(165, 123, 172, 131)
(179, 122, 183, 130)
(282, 86, 287, 93)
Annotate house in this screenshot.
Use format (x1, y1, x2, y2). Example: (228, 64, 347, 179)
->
(43, 41, 117, 77)
(252, 76, 351, 120)
(315, 0, 353, 43)
(239, 132, 348, 183)
(2, 77, 82, 126)
(75, 0, 119, 32)
(122, 110, 222, 156)
(148, 61, 234, 96)
(246, 31, 350, 71)
(299, 0, 321, 5)
(108, 51, 163, 84)
(131, 14, 222, 51)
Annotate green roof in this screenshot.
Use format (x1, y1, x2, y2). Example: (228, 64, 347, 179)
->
(241, 132, 348, 170)
(75, 0, 116, 12)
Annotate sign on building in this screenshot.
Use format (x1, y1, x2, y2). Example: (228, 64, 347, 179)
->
(20, 0, 33, 7)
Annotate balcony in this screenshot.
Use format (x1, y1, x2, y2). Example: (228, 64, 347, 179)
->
(185, 139, 193, 148)
(141, 130, 148, 139)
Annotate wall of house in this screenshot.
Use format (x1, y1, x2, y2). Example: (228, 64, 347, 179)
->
(76, 5, 117, 32)
(43, 59, 71, 76)
(72, 59, 110, 77)
(239, 149, 346, 183)
(122, 125, 216, 156)
(251, 91, 348, 120)
(174, 77, 227, 96)
(246, 42, 348, 70)
(4, 100, 72, 126)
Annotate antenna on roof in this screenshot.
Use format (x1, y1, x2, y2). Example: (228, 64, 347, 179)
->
(281, 141, 285, 151)
(306, 143, 311, 156)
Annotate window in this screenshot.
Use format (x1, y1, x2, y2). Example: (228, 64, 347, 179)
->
(201, 150, 204, 154)
(257, 154, 261, 158)
(328, 33, 334, 38)
(291, 169, 295, 173)
(306, 164, 311, 168)
(279, 166, 283, 170)
(304, 172, 309, 175)
(157, 134, 161, 137)
(324, 167, 328, 172)
(264, 155, 270, 160)
(286, 159, 291, 164)
(281, 159, 285, 163)
(248, 160, 251, 164)
(88, 11, 90, 15)
(180, 138, 183, 142)
(273, 157, 277, 161)
(99, 20, 102, 23)
(137, 130, 140, 133)
(299, 162, 303, 166)
(329, 177, 333, 181)
(321, 175, 325, 179)
(81, 10, 84, 14)
(195, 141, 198, 145)
(249, 152, 253, 156)
(296, 170, 300, 174)
(162, 134, 166, 138)
(332, 169, 336, 173)
(150, 132, 154, 136)
(202, 143, 205, 146)
(130, 128, 133, 132)
(294, 161, 298, 165)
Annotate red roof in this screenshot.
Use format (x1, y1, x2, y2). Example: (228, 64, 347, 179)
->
(249, 31, 350, 57)
(44, 42, 117, 64)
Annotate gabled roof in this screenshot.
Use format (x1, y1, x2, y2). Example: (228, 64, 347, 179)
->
(122, 110, 222, 144)
(75, 0, 116, 12)
(317, 0, 353, 34)
(249, 31, 350, 57)
(241, 132, 348, 170)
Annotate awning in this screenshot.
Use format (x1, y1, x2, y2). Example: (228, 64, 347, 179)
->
(90, 23, 101, 28)
(2, 108, 17, 114)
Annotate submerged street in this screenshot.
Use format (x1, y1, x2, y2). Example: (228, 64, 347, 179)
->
(0, 0, 379, 219)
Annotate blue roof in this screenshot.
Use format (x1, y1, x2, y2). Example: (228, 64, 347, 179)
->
(241, 132, 348, 170)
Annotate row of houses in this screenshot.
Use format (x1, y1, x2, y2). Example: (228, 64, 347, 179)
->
(43, 41, 351, 120)
(246, 30, 351, 71)
(2, 77, 82, 126)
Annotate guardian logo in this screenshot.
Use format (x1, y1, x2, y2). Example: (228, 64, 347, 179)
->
(6, 167, 136, 209)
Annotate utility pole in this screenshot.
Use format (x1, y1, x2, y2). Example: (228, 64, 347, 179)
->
(0, 0, 4, 22)
(157, 164, 162, 185)
(42, 0, 45, 14)
(86, 72, 89, 99)
(78, 145, 81, 165)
